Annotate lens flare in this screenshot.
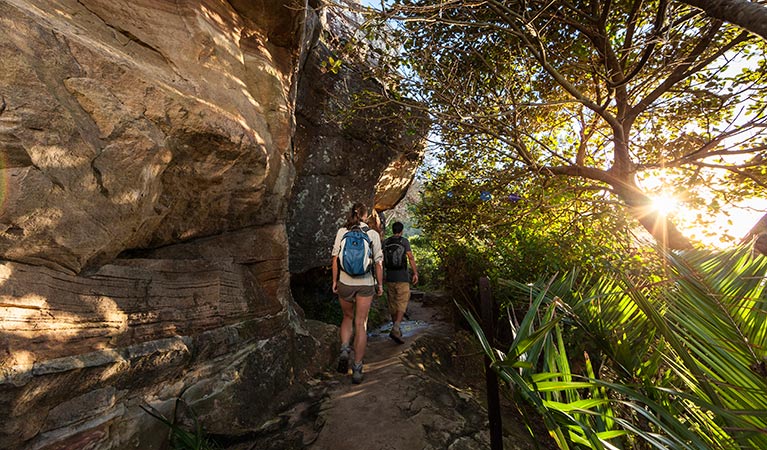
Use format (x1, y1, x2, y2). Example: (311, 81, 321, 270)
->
(651, 193, 678, 216)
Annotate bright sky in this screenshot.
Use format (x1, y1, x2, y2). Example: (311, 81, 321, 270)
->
(684, 202, 765, 248)
(359, 0, 385, 8)
(642, 179, 767, 248)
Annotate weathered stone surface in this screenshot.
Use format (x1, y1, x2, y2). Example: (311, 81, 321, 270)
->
(0, 227, 289, 367)
(287, 2, 428, 275)
(0, 220, 339, 448)
(0, 0, 304, 273)
(0, 1, 423, 449)
(0, 0, 326, 448)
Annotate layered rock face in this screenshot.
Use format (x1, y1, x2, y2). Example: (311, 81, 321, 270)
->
(288, 2, 427, 275)
(0, 0, 304, 273)
(0, 0, 423, 448)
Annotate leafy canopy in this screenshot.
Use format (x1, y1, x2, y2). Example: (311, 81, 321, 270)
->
(414, 159, 661, 294)
(362, 0, 767, 249)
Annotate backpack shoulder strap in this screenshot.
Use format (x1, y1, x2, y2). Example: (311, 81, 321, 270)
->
(346, 224, 372, 242)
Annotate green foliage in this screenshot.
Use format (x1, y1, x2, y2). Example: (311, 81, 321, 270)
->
(141, 401, 221, 450)
(414, 163, 660, 295)
(462, 245, 767, 449)
(407, 234, 441, 289)
(320, 55, 343, 74)
(369, 0, 767, 248)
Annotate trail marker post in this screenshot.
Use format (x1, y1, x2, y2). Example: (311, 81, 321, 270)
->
(479, 276, 503, 450)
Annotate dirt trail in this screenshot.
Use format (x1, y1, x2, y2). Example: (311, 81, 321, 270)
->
(306, 295, 534, 450)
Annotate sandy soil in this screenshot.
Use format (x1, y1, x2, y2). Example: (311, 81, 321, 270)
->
(306, 296, 539, 450)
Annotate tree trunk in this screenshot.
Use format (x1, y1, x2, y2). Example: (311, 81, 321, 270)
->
(629, 205, 694, 250)
(741, 212, 767, 255)
(678, 0, 767, 41)
(612, 178, 694, 250)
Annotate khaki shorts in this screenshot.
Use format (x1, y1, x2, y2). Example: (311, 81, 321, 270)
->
(337, 282, 375, 302)
(386, 282, 410, 314)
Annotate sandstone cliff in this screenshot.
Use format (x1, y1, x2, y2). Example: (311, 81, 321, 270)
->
(288, 0, 427, 273)
(0, 1, 423, 448)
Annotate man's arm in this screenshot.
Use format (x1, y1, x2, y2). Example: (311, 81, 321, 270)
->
(406, 251, 419, 285)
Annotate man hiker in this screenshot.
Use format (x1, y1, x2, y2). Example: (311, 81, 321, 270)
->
(383, 221, 419, 344)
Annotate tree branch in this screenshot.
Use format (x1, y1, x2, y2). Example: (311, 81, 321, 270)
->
(546, 164, 620, 184)
(487, 0, 623, 131)
(682, 30, 752, 77)
(628, 19, 723, 123)
(678, 0, 767, 41)
(610, 0, 667, 88)
(621, 0, 645, 61)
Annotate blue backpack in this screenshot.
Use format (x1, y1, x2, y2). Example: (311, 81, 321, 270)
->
(339, 225, 373, 276)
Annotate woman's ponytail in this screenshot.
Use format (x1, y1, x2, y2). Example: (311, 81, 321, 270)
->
(344, 202, 368, 228)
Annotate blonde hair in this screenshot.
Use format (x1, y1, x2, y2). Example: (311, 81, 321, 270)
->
(367, 209, 383, 237)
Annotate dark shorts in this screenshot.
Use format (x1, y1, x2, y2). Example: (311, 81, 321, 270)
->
(337, 282, 376, 302)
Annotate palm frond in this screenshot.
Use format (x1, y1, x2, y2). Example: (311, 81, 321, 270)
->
(465, 244, 767, 449)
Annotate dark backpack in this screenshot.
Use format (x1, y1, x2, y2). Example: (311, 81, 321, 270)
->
(384, 236, 407, 270)
(338, 225, 373, 276)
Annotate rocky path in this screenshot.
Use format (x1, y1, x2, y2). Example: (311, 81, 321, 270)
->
(305, 294, 534, 450)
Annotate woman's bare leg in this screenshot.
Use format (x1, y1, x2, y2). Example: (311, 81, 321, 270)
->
(338, 297, 354, 346)
(352, 295, 373, 363)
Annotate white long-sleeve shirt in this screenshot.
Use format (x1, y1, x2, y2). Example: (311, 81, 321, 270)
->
(331, 222, 383, 286)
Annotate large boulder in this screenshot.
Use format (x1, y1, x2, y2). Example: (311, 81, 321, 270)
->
(0, 0, 424, 447)
(0, 0, 307, 274)
(0, 1, 342, 449)
(288, 1, 427, 275)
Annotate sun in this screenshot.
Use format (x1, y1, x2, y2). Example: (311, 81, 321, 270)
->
(650, 193, 679, 216)
(639, 170, 767, 248)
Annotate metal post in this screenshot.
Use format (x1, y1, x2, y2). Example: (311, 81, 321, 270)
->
(480, 276, 503, 450)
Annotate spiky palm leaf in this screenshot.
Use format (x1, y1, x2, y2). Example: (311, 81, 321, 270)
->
(141, 401, 221, 450)
(463, 245, 767, 449)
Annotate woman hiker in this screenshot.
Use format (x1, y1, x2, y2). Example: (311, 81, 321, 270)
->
(331, 202, 384, 383)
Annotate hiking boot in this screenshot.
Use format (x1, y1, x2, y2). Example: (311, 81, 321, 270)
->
(337, 344, 351, 374)
(389, 324, 404, 344)
(351, 361, 364, 384)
